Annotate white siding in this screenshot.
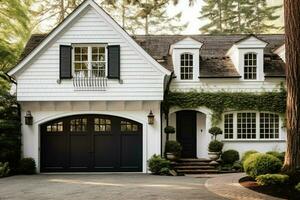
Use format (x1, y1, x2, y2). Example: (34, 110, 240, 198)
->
(16, 7, 165, 101)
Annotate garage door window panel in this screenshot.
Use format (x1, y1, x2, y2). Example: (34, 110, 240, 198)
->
(70, 118, 87, 132)
(47, 122, 63, 132)
(94, 118, 111, 132)
(121, 121, 138, 133)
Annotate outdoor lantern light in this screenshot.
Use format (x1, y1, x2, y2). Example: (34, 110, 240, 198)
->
(148, 110, 155, 125)
(25, 111, 33, 125)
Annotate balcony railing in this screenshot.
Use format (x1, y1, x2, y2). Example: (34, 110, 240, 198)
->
(73, 70, 107, 91)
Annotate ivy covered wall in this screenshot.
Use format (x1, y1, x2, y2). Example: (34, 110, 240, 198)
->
(162, 88, 286, 125)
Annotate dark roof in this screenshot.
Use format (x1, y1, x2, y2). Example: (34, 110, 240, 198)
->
(21, 34, 285, 78)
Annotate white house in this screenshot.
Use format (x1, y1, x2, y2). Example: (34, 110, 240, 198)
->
(8, 0, 286, 173)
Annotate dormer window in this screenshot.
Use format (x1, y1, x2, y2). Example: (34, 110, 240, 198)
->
(244, 53, 257, 80)
(180, 53, 193, 80)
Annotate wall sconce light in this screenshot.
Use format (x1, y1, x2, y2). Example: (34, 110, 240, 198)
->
(148, 110, 155, 125)
(25, 111, 33, 125)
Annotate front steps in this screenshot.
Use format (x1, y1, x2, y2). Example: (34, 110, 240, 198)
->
(174, 158, 219, 174)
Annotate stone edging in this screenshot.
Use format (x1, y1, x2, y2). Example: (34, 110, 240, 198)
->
(204, 173, 284, 200)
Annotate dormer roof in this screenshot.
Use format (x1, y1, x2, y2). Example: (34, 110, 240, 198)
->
(169, 37, 203, 54)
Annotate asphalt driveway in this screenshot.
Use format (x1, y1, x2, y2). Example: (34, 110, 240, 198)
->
(0, 174, 226, 200)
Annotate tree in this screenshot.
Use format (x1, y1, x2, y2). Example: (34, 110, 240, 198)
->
(132, 0, 187, 35)
(199, 0, 282, 34)
(0, 0, 33, 72)
(282, 0, 300, 175)
(0, 73, 21, 173)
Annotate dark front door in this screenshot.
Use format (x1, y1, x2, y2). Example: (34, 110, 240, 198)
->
(41, 115, 142, 172)
(176, 110, 197, 158)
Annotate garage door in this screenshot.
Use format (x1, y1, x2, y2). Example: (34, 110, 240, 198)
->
(40, 115, 142, 172)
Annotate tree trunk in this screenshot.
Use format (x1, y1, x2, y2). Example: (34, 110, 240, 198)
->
(218, 0, 223, 32)
(282, 0, 300, 174)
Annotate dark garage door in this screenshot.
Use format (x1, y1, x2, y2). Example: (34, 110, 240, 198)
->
(40, 115, 142, 172)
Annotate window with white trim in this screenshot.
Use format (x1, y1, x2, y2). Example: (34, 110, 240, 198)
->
(223, 112, 280, 140)
(260, 113, 279, 139)
(244, 53, 257, 80)
(180, 53, 193, 80)
(73, 45, 106, 78)
(224, 113, 234, 139)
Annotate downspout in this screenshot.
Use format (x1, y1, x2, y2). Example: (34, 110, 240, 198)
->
(160, 71, 174, 155)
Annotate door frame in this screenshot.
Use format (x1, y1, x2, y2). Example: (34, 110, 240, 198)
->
(39, 113, 144, 172)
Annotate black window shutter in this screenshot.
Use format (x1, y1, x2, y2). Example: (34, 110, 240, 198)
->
(59, 45, 72, 79)
(107, 45, 120, 79)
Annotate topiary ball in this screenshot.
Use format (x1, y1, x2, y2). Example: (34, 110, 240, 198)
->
(243, 153, 282, 178)
(221, 150, 240, 164)
(208, 140, 224, 152)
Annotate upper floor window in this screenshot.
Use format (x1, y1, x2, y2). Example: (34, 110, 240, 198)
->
(244, 53, 257, 80)
(73, 45, 106, 78)
(180, 53, 193, 80)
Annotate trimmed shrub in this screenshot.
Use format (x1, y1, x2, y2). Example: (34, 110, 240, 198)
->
(0, 162, 10, 177)
(256, 174, 289, 186)
(266, 151, 285, 162)
(165, 141, 182, 158)
(208, 140, 224, 152)
(295, 182, 300, 192)
(221, 150, 239, 164)
(243, 153, 282, 178)
(18, 158, 36, 174)
(232, 161, 243, 171)
(208, 127, 222, 140)
(164, 126, 175, 134)
(148, 155, 171, 175)
(241, 150, 259, 164)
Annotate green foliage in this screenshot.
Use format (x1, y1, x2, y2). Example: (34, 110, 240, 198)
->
(163, 90, 286, 125)
(148, 155, 171, 175)
(0, 86, 21, 173)
(232, 161, 243, 171)
(18, 158, 36, 175)
(256, 174, 289, 186)
(0, 0, 34, 71)
(209, 127, 222, 139)
(199, 0, 282, 34)
(295, 182, 300, 192)
(243, 153, 282, 178)
(208, 140, 224, 152)
(266, 151, 285, 163)
(164, 126, 175, 134)
(221, 150, 240, 164)
(0, 162, 10, 177)
(165, 141, 182, 158)
(241, 150, 259, 164)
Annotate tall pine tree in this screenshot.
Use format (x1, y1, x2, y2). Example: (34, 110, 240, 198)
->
(199, 0, 282, 34)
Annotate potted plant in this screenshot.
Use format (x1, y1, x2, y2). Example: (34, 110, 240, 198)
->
(164, 126, 175, 141)
(208, 140, 224, 160)
(165, 141, 182, 161)
(209, 127, 223, 140)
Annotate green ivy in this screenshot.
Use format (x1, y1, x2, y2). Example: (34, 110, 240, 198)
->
(163, 89, 286, 125)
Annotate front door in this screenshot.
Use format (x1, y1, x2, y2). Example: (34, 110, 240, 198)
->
(176, 110, 197, 158)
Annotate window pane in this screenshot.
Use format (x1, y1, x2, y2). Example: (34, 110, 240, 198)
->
(180, 53, 193, 80)
(259, 113, 279, 139)
(224, 114, 234, 139)
(244, 53, 257, 80)
(237, 112, 256, 139)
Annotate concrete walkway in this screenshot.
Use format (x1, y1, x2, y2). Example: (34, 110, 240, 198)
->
(205, 173, 284, 200)
(0, 173, 226, 200)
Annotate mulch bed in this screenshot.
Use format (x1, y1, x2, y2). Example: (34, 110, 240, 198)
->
(239, 176, 300, 200)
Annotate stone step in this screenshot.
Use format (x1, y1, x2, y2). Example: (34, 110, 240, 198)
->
(175, 165, 215, 170)
(175, 162, 212, 166)
(176, 169, 219, 174)
(178, 158, 212, 163)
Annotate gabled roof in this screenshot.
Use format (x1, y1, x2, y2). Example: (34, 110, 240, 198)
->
(8, 0, 170, 76)
(169, 37, 203, 54)
(19, 34, 286, 78)
(234, 34, 269, 45)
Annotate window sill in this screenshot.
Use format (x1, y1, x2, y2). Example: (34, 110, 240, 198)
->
(221, 139, 286, 142)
